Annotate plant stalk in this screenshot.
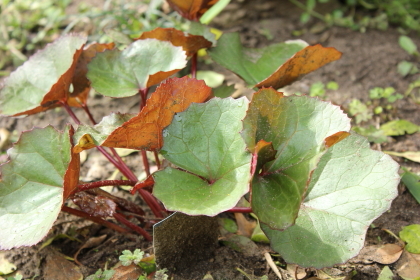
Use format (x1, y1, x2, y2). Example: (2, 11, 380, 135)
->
(62, 205, 129, 233)
(225, 207, 252, 213)
(113, 213, 152, 241)
(78, 180, 137, 191)
(191, 53, 198, 78)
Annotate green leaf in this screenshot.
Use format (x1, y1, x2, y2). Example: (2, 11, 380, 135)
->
(196, 70, 224, 88)
(326, 81, 339, 90)
(352, 125, 388, 144)
(208, 33, 307, 86)
(399, 36, 418, 56)
(262, 133, 399, 268)
(73, 113, 135, 151)
(87, 39, 187, 97)
(378, 266, 394, 280)
(380, 120, 420, 136)
(241, 89, 351, 230)
(0, 34, 86, 116)
(400, 224, 420, 254)
(153, 97, 252, 216)
(213, 84, 236, 98)
(401, 171, 420, 204)
(0, 126, 73, 249)
(398, 60, 416, 77)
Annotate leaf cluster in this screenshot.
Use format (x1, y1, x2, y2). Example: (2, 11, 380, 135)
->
(0, 0, 400, 270)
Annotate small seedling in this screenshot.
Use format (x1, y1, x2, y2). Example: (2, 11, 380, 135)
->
(85, 269, 115, 280)
(119, 249, 145, 266)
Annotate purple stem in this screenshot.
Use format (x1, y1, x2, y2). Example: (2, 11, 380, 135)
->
(78, 180, 137, 191)
(113, 212, 152, 241)
(225, 207, 252, 213)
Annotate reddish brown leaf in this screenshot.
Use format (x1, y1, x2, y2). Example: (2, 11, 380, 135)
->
(63, 126, 80, 200)
(131, 175, 155, 194)
(325, 131, 350, 148)
(68, 42, 115, 107)
(13, 48, 84, 116)
(255, 44, 342, 89)
(72, 192, 117, 218)
(138, 28, 212, 57)
(102, 76, 212, 150)
(110, 263, 143, 280)
(167, 0, 219, 21)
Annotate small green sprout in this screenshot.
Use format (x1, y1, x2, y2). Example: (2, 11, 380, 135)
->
(119, 249, 145, 266)
(85, 269, 115, 280)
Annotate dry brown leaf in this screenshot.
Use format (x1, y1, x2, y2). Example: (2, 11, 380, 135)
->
(103, 76, 212, 150)
(353, 244, 403, 265)
(43, 248, 83, 280)
(255, 44, 342, 89)
(234, 213, 256, 238)
(109, 263, 143, 280)
(167, 0, 219, 21)
(73, 234, 107, 266)
(325, 131, 350, 148)
(396, 250, 420, 278)
(138, 28, 212, 56)
(287, 263, 307, 279)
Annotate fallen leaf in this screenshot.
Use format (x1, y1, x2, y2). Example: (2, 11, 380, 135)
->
(400, 224, 420, 254)
(103, 76, 212, 150)
(44, 248, 83, 280)
(255, 44, 342, 89)
(234, 213, 256, 238)
(384, 151, 420, 163)
(167, 0, 219, 21)
(71, 192, 117, 218)
(0, 251, 16, 275)
(73, 234, 107, 266)
(68, 42, 115, 107)
(286, 264, 307, 279)
(352, 244, 403, 264)
(138, 27, 212, 56)
(396, 250, 420, 279)
(109, 263, 142, 280)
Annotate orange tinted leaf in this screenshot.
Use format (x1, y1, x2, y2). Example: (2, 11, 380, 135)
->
(138, 28, 212, 57)
(68, 42, 115, 107)
(167, 0, 219, 20)
(131, 175, 155, 194)
(325, 131, 350, 148)
(103, 76, 212, 150)
(73, 134, 96, 154)
(255, 44, 342, 89)
(63, 126, 80, 200)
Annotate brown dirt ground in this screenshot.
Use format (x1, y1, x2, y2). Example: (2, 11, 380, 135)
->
(1, 0, 420, 279)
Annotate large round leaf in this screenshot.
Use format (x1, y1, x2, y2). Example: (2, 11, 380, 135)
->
(242, 89, 351, 230)
(262, 133, 399, 268)
(0, 34, 86, 116)
(153, 97, 252, 216)
(87, 39, 187, 97)
(0, 126, 78, 249)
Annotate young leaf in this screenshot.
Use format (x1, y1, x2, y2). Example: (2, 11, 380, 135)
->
(73, 113, 136, 152)
(241, 88, 351, 230)
(400, 224, 420, 254)
(262, 133, 399, 268)
(255, 44, 342, 89)
(153, 97, 252, 216)
(380, 119, 420, 136)
(137, 28, 212, 56)
(167, 0, 218, 21)
(102, 77, 212, 151)
(0, 34, 86, 116)
(0, 125, 79, 250)
(209, 33, 308, 86)
(401, 170, 420, 204)
(87, 39, 187, 97)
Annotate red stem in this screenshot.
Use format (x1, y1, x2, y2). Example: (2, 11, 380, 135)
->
(225, 207, 252, 213)
(62, 205, 129, 233)
(81, 103, 97, 125)
(139, 88, 149, 110)
(113, 212, 152, 241)
(78, 180, 137, 191)
(191, 53, 198, 78)
(153, 150, 161, 169)
(63, 100, 166, 218)
(141, 150, 151, 177)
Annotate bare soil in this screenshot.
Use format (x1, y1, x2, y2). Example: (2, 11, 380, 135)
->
(1, 1, 420, 279)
